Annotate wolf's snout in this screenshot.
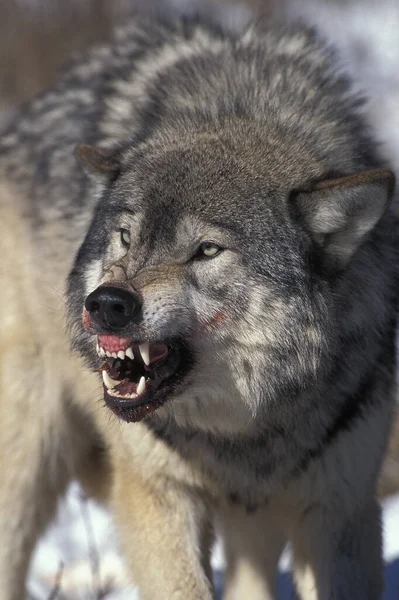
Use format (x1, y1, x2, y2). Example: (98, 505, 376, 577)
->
(85, 286, 141, 330)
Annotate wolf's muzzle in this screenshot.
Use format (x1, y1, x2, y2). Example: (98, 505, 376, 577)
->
(85, 286, 141, 330)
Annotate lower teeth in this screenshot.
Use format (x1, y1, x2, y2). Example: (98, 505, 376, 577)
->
(137, 376, 146, 395)
(107, 389, 138, 399)
(102, 370, 147, 398)
(102, 370, 119, 390)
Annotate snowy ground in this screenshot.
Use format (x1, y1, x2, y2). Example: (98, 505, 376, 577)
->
(26, 483, 399, 599)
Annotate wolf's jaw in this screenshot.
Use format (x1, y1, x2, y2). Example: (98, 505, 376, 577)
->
(92, 334, 191, 419)
(96, 335, 169, 402)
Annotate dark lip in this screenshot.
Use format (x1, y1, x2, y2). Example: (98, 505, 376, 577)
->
(107, 400, 168, 422)
(103, 380, 165, 409)
(104, 388, 171, 422)
(104, 388, 151, 409)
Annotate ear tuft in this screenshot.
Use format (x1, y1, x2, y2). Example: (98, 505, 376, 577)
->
(293, 168, 395, 269)
(75, 144, 120, 177)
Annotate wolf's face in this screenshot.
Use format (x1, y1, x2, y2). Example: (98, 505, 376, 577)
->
(67, 133, 392, 434)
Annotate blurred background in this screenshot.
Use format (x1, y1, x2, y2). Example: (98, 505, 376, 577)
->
(0, 0, 265, 124)
(2, 0, 398, 598)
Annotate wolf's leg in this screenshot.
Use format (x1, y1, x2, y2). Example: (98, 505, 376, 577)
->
(112, 461, 215, 600)
(0, 188, 109, 599)
(0, 336, 107, 599)
(218, 503, 286, 600)
(0, 338, 73, 600)
(0, 194, 70, 598)
(291, 498, 383, 600)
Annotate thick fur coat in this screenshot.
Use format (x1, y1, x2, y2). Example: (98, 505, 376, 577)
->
(0, 15, 398, 600)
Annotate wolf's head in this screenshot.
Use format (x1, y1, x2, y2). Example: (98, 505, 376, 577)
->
(67, 25, 394, 434)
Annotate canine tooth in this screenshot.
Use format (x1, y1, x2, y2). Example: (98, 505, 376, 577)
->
(117, 350, 126, 360)
(139, 342, 150, 366)
(106, 351, 112, 357)
(97, 344, 105, 357)
(102, 370, 119, 390)
(137, 376, 146, 395)
(111, 352, 118, 359)
(126, 347, 134, 360)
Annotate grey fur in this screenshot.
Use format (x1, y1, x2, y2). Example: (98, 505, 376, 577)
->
(1, 14, 398, 600)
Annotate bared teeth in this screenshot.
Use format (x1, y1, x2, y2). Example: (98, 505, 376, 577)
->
(107, 389, 138, 399)
(139, 342, 150, 366)
(102, 370, 119, 390)
(137, 376, 146, 396)
(96, 338, 105, 357)
(97, 341, 160, 369)
(126, 347, 134, 360)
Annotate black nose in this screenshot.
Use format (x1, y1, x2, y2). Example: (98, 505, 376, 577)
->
(85, 286, 141, 330)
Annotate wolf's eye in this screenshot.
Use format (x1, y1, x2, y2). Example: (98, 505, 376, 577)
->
(194, 242, 223, 259)
(120, 229, 131, 248)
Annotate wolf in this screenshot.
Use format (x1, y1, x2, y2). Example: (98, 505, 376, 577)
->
(0, 13, 398, 600)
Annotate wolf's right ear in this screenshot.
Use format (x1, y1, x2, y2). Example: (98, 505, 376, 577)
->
(75, 144, 120, 178)
(292, 168, 395, 270)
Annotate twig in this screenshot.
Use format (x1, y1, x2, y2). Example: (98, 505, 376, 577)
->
(79, 490, 103, 600)
(47, 561, 64, 600)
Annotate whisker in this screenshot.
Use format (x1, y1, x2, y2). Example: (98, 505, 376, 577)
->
(48, 284, 67, 304)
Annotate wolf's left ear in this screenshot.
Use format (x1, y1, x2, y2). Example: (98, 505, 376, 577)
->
(293, 168, 395, 269)
(75, 144, 120, 178)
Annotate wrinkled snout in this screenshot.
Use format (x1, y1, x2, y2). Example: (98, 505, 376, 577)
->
(85, 286, 141, 331)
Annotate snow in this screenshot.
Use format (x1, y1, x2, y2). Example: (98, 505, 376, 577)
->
(26, 484, 399, 599)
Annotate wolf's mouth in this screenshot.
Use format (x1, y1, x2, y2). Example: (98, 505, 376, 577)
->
(96, 334, 189, 422)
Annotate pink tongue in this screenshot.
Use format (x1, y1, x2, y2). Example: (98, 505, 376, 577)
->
(149, 344, 169, 367)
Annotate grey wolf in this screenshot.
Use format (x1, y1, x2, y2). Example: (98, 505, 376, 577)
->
(0, 14, 398, 600)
